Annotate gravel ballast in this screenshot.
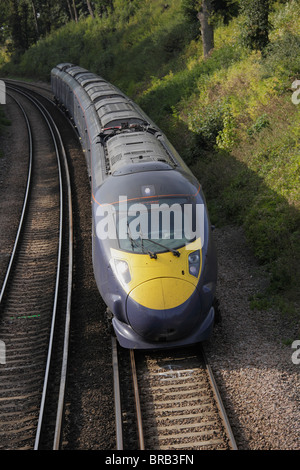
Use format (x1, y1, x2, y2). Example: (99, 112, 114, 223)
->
(204, 226, 300, 450)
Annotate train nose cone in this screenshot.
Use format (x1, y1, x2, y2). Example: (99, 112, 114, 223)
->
(126, 278, 200, 342)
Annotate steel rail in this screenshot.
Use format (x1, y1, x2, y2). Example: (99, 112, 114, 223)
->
(115, 344, 238, 450)
(11, 87, 63, 451)
(6, 84, 73, 450)
(51, 111, 73, 451)
(201, 345, 238, 450)
(4, 78, 52, 97)
(112, 336, 124, 450)
(130, 349, 145, 450)
(0, 92, 33, 305)
(112, 339, 145, 450)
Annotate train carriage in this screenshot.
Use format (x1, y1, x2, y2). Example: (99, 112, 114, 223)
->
(51, 64, 217, 349)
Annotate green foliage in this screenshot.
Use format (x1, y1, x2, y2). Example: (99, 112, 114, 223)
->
(139, 42, 242, 133)
(112, 0, 141, 24)
(0, 0, 71, 55)
(263, 33, 300, 83)
(247, 113, 270, 137)
(188, 99, 225, 147)
(216, 106, 237, 151)
(250, 293, 272, 311)
(181, 0, 240, 27)
(240, 0, 272, 51)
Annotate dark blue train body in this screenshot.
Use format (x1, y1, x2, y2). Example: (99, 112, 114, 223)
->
(51, 63, 217, 349)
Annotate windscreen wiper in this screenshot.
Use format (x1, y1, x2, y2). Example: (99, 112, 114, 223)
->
(127, 223, 137, 251)
(139, 234, 157, 260)
(139, 234, 180, 257)
(128, 225, 157, 259)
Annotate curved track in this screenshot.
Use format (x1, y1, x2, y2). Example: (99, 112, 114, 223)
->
(0, 84, 73, 450)
(1, 80, 237, 451)
(0, 92, 33, 304)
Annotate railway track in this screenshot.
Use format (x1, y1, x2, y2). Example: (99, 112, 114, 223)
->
(112, 337, 237, 450)
(1, 80, 237, 451)
(0, 84, 73, 450)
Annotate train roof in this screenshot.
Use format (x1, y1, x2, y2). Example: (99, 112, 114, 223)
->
(106, 131, 177, 175)
(94, 164, 200, 207)
(52, 63, 194, 180)
(55, 63, 74, 71)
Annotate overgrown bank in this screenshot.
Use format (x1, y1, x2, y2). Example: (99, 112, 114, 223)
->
(1, 0, 299, 322)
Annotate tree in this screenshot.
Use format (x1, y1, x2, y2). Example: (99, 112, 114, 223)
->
(197, 0, 214, 58)
(93, 0, 114, 17)
(241, 0, 271, 52)
(8, 0, 26, 51)
(0, 0, 71, 53)
(72, 0, 78, 22)
(30, 0, 39, 37)
(65, 0, 75, 21)
(85, 0, 94, 18)
(182, 0, 240, 58)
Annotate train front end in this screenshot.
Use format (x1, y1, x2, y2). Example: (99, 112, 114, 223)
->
(92, 167, 217, 349)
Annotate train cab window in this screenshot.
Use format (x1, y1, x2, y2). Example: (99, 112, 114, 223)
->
(113, 196, 201, 254)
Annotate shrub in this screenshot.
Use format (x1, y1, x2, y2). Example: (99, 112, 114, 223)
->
(187, 99, 225, 147)
(240, 0, 272, 52)
(216, 106, 238, 151)
(247, 113, 270, 137)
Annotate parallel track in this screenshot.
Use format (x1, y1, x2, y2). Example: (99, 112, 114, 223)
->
(0, 93, 33, 304)
(112, 337, 237, 450)
(0, 84, 73, 450)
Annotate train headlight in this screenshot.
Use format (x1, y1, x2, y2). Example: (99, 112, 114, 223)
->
(114, 259, 131, 284)
(188, 250, 200, 278)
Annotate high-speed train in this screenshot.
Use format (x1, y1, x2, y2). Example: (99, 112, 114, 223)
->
(51, 63, 217, 349)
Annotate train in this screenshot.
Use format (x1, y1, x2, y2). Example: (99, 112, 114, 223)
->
(51, 63, 217, 349)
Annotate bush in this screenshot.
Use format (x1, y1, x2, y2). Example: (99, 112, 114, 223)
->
(188, 99, 225, 147)
(247, 113, 270, 137)
(240, 0, 271, 51)
(216, 106, 238, 151)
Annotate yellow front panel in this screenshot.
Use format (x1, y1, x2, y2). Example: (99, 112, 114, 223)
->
(110, 238, 202, 309)
(129, 277, 196, 310)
